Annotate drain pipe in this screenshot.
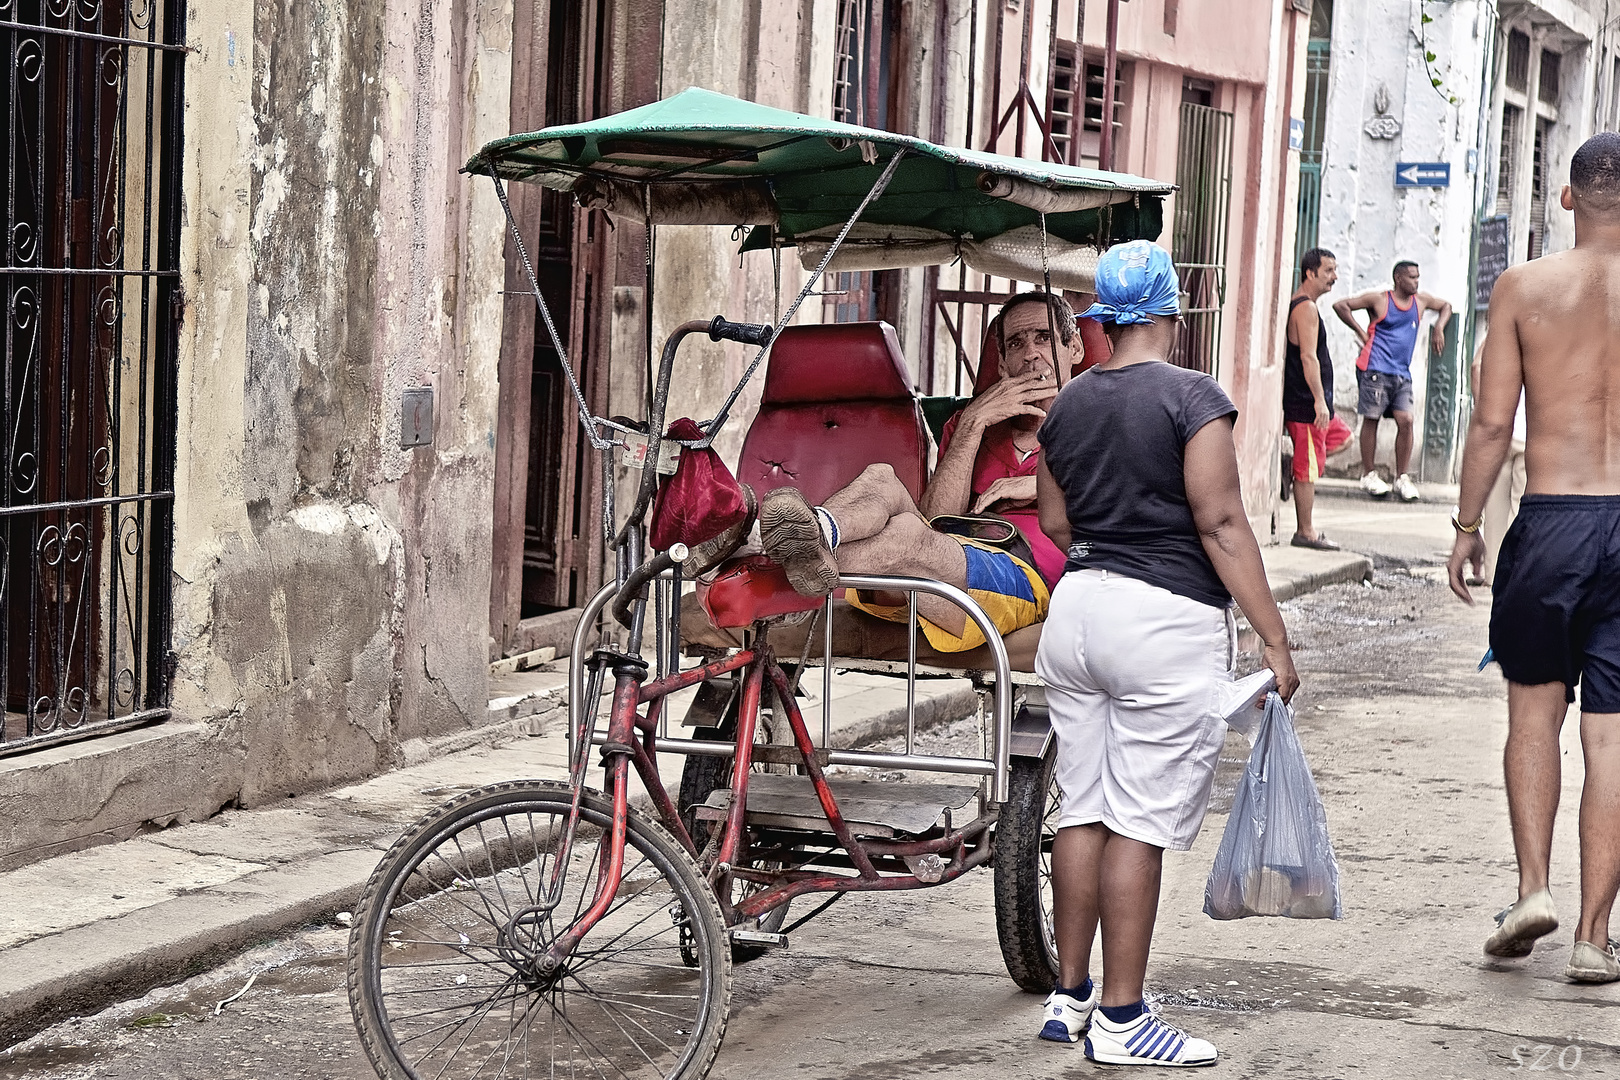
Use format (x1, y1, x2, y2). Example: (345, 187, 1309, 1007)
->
(1100, 0, 1120, 170)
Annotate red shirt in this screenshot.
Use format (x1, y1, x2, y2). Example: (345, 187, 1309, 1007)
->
(937, 412, 1064, 587)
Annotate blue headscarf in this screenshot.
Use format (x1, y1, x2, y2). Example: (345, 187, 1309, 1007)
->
(1080, 240, 1181, 326)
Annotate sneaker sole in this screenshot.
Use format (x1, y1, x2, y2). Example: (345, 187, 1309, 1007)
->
(1565, 965, 1620, 984)
(758, 491, 838, 597)
(1038, 1024, 1082, 1044)
(1484, 911, 1559, 958)
(1083, 1045, 1217, 1068)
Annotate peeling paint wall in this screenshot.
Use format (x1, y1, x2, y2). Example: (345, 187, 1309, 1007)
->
(167, 0, 510, 806)
(1315, 0, 1492, 471)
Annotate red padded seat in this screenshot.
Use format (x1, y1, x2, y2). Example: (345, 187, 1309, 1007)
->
(701, 321, 928, 628)
(734, 322, 928, 505)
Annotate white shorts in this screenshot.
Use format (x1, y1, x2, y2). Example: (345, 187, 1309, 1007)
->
(1034, 568, 1236, 851)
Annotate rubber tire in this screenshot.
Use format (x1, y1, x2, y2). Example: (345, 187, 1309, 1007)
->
(992, 750, 1061, 993)
(676, 728, 792, 962)
(348, 779, 731, 1080)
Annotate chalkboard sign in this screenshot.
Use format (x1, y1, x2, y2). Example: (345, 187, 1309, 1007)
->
(1475, 215, 1510, 309)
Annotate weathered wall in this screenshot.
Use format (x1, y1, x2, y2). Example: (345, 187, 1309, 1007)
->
(1107, 0, 1305, 535)
(165, 0, 509, 806)
(1316, 0, 1492, 474)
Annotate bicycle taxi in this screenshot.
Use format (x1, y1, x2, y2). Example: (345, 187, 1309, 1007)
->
(346, 87, 1172, 1080)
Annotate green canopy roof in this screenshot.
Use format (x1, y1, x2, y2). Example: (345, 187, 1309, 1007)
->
(465, 87, 1171, 252)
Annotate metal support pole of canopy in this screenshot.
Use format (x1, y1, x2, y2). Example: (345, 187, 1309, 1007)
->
(696, 147, 908, 448)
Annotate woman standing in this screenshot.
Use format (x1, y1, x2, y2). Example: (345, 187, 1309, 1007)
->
(1032, 241, 1300, 1066)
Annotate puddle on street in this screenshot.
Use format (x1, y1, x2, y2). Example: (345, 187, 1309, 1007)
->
(1151, 958, 1431, 1020)
(0, 1043, 96, 1078)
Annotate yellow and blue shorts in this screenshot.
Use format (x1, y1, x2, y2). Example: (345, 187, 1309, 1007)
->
(846, 538, 1050, 652)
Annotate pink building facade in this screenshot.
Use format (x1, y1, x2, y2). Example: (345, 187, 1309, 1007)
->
(1072, 0, 1314, 530)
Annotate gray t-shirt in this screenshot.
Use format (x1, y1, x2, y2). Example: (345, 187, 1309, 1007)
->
(1037, 361, 1238, 608)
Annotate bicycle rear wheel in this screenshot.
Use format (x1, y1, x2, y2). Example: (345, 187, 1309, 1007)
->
(348, 779, 731, 1080)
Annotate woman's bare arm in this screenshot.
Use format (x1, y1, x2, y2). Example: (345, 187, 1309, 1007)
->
(1184, 417, 1299, 701)
(1037, 458, 1071, 552)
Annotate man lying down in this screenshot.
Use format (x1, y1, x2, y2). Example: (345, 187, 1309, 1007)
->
(748, 291, 1076, 653)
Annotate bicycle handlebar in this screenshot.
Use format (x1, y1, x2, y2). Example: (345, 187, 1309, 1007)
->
(708, 316, 773, 348)
(611, 544, 689, 630)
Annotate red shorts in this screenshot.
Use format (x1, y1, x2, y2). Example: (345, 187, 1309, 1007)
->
(1325, 415, 1352, 456)
(1287, 420, 1326, 483)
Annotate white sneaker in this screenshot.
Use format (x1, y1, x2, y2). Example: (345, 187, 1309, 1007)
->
(1084, 1007, 1217, 1067)
(1037, 984, 1100, 1043)
(1394, 473, 1420, 502)
(1360, 470, 1392, 498)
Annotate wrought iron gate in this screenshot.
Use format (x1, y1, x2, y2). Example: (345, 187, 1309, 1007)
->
(1293, 38, 1330, 284)
(1170, 101, 1233, 376)
(0, 0, 184, 755)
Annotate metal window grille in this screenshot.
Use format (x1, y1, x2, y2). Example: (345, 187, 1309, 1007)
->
(831, 0, 867, 125)
(1049, 47, 1078, 163)
(1170, 102, 1233, 376)
(1307, 0, 1332, 41)
(1495, 103, 1519, 217)
(1611, 56, 1620, 130)
(1506, 30, 1530, 93)
(1292, 39, 1330, 286)
(1538, 49, 1560, 105)
(1076, 58, 1127, 169)
(1529, 118, 1550, 260)
(0, 0, 183, 756)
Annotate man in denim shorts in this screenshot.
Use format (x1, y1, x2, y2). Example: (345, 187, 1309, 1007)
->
(1333, 262, 1453, 502)
(1449, 132, 1620, 984)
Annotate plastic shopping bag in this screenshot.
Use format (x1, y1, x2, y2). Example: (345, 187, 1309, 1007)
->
(1203, 692, 1343, 920)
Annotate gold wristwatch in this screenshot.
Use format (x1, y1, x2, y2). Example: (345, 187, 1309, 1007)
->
(1450, 506, 1482, 534)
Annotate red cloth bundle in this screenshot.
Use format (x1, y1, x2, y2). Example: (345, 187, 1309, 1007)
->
(649, 417, 748, 552)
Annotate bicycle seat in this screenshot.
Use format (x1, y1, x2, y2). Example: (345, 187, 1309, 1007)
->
(733, 321, 928, 505)
(701, 321, 930, 628)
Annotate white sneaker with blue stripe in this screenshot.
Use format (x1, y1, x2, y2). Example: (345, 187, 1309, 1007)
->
(1037, 984, 1100, 1043)
(1084, 1007, 1217, 1067)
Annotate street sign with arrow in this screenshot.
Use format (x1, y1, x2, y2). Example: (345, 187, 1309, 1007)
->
(1395, 162, 1451, 187)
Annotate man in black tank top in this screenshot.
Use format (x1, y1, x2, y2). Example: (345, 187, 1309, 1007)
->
(1282, 248, 1341, 549)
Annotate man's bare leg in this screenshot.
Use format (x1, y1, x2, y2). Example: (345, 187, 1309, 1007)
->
(1393, 410, 1415, 476)
(1096, 831, 1164, 1008)
(1576, 710, 1620, 947)
(1506, 681, 1570, 898)
(1050, 824, 1106, 990)
(1293, 480, 1317, 539)
(760, 465, 970, 631)
(1360, 418, 1381, 476)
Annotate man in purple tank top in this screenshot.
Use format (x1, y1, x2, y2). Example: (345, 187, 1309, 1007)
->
(1332, 262, 1453, 502)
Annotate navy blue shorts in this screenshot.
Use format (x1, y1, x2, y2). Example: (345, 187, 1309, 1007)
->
(1490, 495, 1620, 711)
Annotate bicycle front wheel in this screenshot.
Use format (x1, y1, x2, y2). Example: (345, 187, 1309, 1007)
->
(348, 779, 732, 1080)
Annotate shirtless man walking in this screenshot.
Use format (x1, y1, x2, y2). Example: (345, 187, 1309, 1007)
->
(1449, 131, 1620, 983)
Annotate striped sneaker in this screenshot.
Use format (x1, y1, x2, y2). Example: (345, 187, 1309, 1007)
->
(1037, 984, 1099, 1044)
(1084, 1007, 1217, 1067)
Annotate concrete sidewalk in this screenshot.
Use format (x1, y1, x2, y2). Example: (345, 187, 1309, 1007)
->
(0, 548, 1372, 1048)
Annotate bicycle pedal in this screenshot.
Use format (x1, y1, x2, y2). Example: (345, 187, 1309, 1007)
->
(728, 928, 789, 949)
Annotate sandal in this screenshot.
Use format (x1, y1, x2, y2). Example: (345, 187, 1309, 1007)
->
(1290, 532, 1341, 551)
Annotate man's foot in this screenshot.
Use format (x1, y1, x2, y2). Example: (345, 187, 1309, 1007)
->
(1484, 888, 1559, 958)
(758, 486, 839, 597)
(1360, 470, 1392, 498)
(1037, 983, 1099, 1044)
(1566, 940, 1620, 984)
(1394, 473, 1420, 502)
(1084, 1006, 1216, 1067)
(1290, 532, 1341, 551)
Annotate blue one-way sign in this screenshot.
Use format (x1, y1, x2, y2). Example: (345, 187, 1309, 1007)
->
(1395, 162, 1451, 187)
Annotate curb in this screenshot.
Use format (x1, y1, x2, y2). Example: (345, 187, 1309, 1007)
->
(0, 848, 380, 1048)
(1270, 554, 1374, 603)
(0, 684, 981, 1049)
